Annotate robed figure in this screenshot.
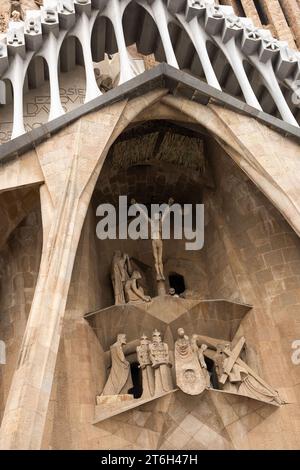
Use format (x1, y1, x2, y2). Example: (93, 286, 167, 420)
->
(102, 334, 133, 396)
(137, 334, 155, 399)
(213, 341, 283, 406)
(125, 271, 151, 303)
(175, 328, 207, 396)
(149, 330, 173, 395)
(111, 251, 132, 305)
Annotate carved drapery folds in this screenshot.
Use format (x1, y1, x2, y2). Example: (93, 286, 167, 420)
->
(111, 252, 151, 304)
(96, 326, 284, 421)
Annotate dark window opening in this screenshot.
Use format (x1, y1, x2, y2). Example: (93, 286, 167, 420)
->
(169, 273, 186, 296)
(204, 356, 220, 390)
(254, 0, 269, 25)
(128, 362, 143, 399)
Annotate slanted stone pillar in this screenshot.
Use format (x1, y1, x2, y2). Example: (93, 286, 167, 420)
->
(0, 89, 167, 450)
(0, 102, 127, 450)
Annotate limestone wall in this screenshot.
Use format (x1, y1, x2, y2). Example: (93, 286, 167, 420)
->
(1, 90, 300, 450)
(0, 204, 42, 422)
(202, 140, 300, 448)
(38, 133, 300, 450)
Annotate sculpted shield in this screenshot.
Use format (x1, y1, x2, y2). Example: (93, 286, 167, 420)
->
(175, 333, 207, 396)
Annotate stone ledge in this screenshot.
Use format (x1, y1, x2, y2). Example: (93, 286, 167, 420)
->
(93, 389, 178, 425)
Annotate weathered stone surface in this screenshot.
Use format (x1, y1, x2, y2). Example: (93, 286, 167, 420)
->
(0, 81, 299, 451)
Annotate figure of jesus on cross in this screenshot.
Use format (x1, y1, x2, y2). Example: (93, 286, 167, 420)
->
(130, 198, 174, 281)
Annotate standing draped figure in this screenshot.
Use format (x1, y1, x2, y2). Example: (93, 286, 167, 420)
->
(137, 334, 155, 399)
(149, 330, 173, 395)
(102, 334, 133, 396)
(111, 251, 131, 305)
(175, 328, 208, 395)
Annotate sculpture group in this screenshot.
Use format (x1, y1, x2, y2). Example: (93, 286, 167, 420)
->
(212, 340, 283, 405)
(101, 330, 173, 401)
(104, 201, 284, 408)
(100, 329, 284, 407)
(110, 198, 175, 304)
(111, 251, 151, 305)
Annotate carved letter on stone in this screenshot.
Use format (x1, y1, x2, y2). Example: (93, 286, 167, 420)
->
(101, 334, 133, 396)
(175, 328, 207, 395)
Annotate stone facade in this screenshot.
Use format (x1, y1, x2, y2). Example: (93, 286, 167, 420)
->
(0, 0, 299, 452)
(0, 90, 299, 449)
